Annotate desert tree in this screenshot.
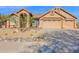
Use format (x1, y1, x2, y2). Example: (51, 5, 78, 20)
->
(76, 21, 79, 29)
(0, 14, 10, 28)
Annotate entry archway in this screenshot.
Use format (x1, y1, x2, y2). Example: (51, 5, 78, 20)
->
(19, 13, 27, 28)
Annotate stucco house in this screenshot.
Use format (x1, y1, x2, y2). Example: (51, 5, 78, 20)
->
(3, 8, 77, 29)
(39, 8, 77, 29)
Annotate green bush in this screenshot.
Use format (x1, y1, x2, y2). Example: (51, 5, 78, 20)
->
(76, 22, 79, 29)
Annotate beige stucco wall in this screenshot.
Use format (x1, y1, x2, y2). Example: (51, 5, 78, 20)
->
(39, 12, 64, 29)
(39, 10, 76, 29)
(54, 9, 75, 19)
(6, 21, 16, 28)
(56, 9, 76, 29)
(40, 12, 64, 19)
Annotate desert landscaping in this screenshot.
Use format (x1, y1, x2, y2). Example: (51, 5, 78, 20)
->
(0, 28, 46, 53)
(0, 29, 79, 53)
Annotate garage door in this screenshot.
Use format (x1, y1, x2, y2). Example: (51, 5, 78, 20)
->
(40, 20, 62, 29)
(63, 20, 74, 29)
(40, 17, 62, 29)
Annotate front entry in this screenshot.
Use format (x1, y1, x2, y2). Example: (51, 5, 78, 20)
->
(19, 13, 27, 28)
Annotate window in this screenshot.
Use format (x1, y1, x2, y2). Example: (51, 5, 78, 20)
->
(32, 19, 39, 27)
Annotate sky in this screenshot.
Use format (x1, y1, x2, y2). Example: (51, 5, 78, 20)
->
(0, 6, 79, 21)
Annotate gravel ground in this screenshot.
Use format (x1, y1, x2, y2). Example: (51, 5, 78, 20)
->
(38, 29, 79, 53)
(0, 29, 79, 53)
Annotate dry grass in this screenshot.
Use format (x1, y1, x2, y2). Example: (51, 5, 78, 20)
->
(0, 28, 46, 53)
(0, 28, 43, 38)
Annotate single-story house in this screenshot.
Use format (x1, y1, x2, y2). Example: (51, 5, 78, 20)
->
(3, 7, 77, 29)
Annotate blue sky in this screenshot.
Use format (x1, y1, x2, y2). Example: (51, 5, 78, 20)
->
(0, 6, 79, 21)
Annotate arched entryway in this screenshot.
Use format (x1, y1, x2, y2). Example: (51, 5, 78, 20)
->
(19, 13, 27, 28)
